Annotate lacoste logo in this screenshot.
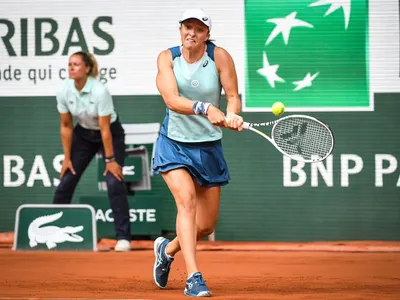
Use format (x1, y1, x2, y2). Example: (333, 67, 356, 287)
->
(28, 211, 84, 249)
(123, 165, 135, 175)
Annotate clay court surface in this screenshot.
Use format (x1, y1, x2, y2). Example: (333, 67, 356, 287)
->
(1, 241, 400, 300)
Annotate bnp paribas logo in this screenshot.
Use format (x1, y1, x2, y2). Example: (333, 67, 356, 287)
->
(244, 0, 370, 112)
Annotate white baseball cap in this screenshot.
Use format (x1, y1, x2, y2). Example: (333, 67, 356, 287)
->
(179, 8, 212, 31)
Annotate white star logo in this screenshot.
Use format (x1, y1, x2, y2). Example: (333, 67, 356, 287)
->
(265, 12, 314, 45)
(257, 52, 285, 88)
(293, 72, 320, 91)
(309, 0, 351, 30)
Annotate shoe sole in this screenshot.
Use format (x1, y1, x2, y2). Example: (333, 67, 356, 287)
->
(184, 289, 212, 297)
(153, 237, 167, 289)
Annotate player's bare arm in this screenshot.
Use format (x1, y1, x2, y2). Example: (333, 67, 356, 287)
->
(156, 50, 195, 115)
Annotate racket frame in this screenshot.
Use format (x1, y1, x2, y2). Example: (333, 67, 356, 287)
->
(242, 114, 335, 163)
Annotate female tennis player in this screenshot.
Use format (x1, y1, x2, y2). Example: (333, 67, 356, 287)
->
(152, 8, 243, 297)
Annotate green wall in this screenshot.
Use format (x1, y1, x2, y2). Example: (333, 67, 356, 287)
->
(0, 93, 399, 241)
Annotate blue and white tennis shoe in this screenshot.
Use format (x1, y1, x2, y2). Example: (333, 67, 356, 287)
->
(153, 237, 174, 288)
(184, 272, 212, 297)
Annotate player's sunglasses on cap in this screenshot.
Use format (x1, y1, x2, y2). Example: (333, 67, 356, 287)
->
(179, 8, 212, 31)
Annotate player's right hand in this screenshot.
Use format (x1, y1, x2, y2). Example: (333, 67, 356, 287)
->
(60, 159, 76, 178)
(207, 105, 228, 127)
(225, 112, 244, 131)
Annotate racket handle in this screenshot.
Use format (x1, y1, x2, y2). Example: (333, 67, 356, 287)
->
(224, 117, 250, 130)
(242, 122, 250, 130)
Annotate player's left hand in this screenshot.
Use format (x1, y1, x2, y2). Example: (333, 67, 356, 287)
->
(225, 112, 244, 131)
(104, 161, 124, 181)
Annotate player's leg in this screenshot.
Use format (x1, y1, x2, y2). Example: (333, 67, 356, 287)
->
(152, 134, 222, 296)
(194, 184, 220, 239)
(193, 141, 227, 241)
(154, 184, 218, 296)
(53, 128, 97, 204)
(161, 164, 221, 297)
(160, 168, 212, 296)
(166, 142, 226, 254)
(153, 167, 197, 289)
(100, 125, 131, 251)
(162, 168, 198, 274)
(166, 184, 220, 255)
(181, 182, 217, 297)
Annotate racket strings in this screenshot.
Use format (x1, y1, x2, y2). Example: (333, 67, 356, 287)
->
(272, 117, 333, 161)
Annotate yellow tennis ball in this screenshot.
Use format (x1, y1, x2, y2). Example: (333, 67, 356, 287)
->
(272, 101, 285, 116)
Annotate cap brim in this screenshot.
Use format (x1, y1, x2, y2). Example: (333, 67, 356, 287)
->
(179, 17, 209, 28)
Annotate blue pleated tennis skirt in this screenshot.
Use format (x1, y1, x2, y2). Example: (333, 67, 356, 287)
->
(152, 134, 230, 187)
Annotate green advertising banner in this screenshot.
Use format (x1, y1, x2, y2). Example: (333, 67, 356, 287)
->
(244, 0, 370, 111)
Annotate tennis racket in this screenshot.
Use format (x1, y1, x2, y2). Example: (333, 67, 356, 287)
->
(240, 114, 334, 163)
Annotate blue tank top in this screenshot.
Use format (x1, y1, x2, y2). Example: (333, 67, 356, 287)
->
(159, 42, 223, 143)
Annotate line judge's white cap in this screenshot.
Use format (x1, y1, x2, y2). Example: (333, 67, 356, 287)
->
(179, 8, 212, 31)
